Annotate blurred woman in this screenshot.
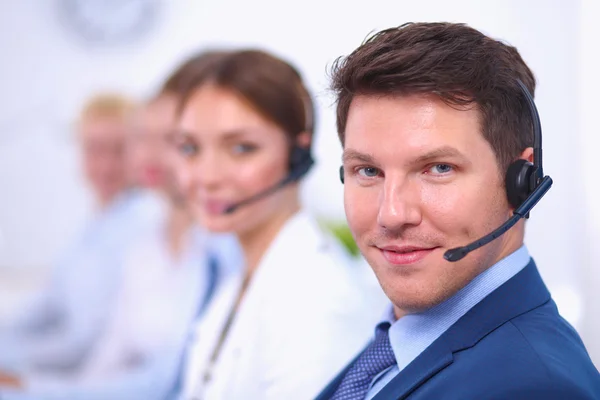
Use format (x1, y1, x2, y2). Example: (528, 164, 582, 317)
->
(173, 49, 384, 400)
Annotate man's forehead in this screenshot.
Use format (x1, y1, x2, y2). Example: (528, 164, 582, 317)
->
(343, 94, 484, 163)
(344, 93, 480, 134)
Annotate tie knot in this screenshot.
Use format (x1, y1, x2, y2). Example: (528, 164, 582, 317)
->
(374, 321, 391, 339)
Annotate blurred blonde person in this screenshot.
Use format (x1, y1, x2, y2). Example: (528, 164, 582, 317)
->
(0, 94, 144, 383)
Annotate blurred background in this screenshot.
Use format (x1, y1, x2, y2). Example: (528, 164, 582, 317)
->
(0, 0, 598, 367)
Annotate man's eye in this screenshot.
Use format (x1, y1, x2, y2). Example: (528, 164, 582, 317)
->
(357, 167, 380, 177)
(428, 164, 453, 175)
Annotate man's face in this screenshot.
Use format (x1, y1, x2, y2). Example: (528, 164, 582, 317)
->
(343, 94, 518, 318)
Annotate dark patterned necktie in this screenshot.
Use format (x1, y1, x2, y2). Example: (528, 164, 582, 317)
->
(331, 322, 397, 400)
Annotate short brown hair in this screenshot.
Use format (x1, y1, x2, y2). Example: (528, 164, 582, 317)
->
(330, 22, 536, 171)
(178, 49, 315, 145)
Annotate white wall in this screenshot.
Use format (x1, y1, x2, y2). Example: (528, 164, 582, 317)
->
(578, 0, 600, 367)
(0, 0, 596, 364)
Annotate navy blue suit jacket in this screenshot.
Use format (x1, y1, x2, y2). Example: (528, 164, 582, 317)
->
(315, 261, 600, 399)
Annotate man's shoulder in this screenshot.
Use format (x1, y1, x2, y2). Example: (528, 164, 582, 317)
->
(434, 300, 600, 398)
(504, 300, 593, 372)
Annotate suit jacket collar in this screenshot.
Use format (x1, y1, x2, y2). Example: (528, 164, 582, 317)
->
(315, 259, 551, 400)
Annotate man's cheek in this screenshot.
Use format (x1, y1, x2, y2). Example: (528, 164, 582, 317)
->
(346, 196, 372, 232)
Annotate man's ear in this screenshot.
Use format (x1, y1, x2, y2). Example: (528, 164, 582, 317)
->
(520, 146, 534, 163)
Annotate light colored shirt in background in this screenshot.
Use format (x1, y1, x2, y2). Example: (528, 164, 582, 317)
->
(182, 210, 387, 400)
(0, 192, 244, 400)
(4, 224, 243, 400)
(0, 190, 163, 375)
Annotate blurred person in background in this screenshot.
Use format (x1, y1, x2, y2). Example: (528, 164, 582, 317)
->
(173, 49, 386, 400)
(0, 52, 243, 400)
(0, 93, 144, 383)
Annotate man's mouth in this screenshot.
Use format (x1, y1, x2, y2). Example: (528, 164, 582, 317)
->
(377, 245, 439, 266)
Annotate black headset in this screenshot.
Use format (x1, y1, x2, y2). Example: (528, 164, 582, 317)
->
(288, 145, 315, 182)
(505, 79, 546, 210)
(339, 79, 553, 262)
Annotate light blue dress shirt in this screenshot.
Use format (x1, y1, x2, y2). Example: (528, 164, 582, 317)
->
(365, 245, 531, 400)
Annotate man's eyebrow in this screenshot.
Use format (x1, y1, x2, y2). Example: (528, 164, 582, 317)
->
(342, 146, 470, 167)
(412, 146, 467, 165)
(342, 149, 376, 164)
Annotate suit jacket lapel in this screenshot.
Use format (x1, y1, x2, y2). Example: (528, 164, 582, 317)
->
(373, 342, 454, 400)
(372, 260, 551, 400)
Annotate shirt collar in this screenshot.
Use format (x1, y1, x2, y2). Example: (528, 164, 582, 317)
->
(379, 245, 531, 371)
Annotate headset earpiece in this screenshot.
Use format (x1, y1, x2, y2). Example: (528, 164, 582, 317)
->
(288, 145, 314, 182)
(505, 158, 536, 209)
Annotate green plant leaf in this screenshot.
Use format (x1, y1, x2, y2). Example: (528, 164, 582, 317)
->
(318, 218, 360, 257)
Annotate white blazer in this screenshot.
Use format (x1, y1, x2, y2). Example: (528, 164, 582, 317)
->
(181, 210, 387, 400)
